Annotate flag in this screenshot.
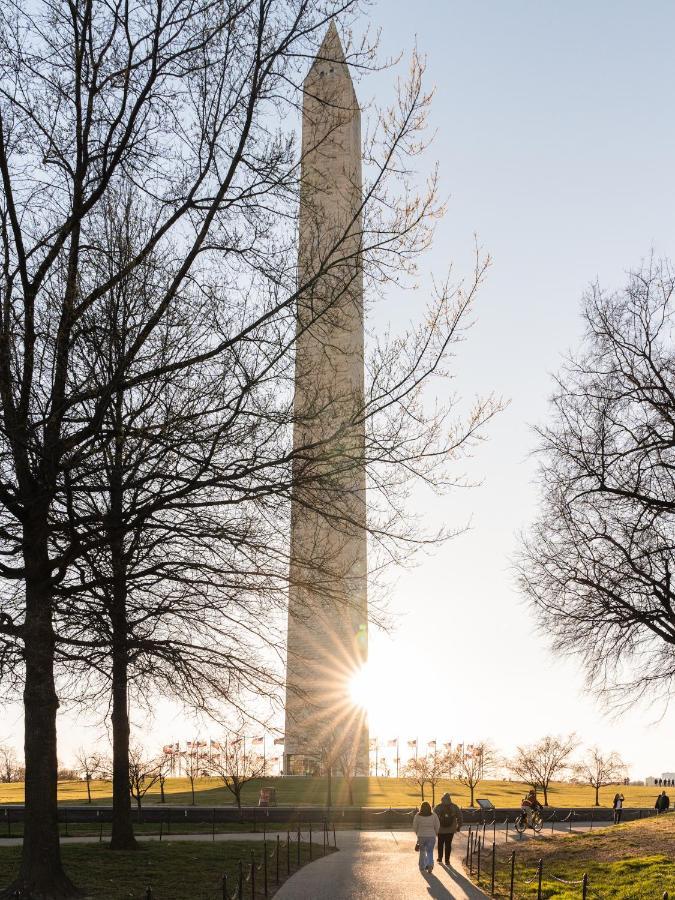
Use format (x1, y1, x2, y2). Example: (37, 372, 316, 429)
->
(273, 737, 285, 746)
(427, 740, 437, 748)
(387, 739, 398, 747)
(230, 736, 243, 745)
(407, 739, 417, 748)
(186, 741, 193, 749)
(443, 742, 452, 750)
(251, 737, 264, 746)
(211, 741, 221, 750)
(162, 745, 173, 754)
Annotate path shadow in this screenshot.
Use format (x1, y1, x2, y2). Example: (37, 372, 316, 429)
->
(421, 865, 487, 899)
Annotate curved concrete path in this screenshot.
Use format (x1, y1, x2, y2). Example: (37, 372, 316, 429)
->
(275, 830, 487, 899)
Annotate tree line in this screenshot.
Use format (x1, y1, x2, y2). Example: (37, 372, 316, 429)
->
(0, 733, 630, 812)
(0, 2, 500, 897)
(402, 734, 627, 807)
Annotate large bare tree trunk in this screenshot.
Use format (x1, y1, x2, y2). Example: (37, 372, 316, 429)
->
(4, 530, 80, 898)
(110, 640, 136, 850)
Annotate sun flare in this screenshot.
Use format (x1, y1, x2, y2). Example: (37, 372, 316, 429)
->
(349, 663, 378, 713)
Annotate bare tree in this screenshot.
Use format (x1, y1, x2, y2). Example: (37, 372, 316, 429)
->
(209, 735, 265, 811)
(0, 745, 22, 784)
(182, 741, 210, 806)
(519, 260, 675, 709)
(509, 734, 579, 806)
(74, 749, 103, 805)
(127, 747, 160, 817)
(403, 754, 448, 805)
(0, 2, 501, 895)
(573, 748, 628, 807)
(453, 743, 495, 808)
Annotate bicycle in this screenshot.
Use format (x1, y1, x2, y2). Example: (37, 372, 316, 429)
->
(514, 809, 544, 834)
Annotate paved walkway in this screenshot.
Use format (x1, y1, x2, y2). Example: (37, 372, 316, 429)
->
(275, 831, 487, 899)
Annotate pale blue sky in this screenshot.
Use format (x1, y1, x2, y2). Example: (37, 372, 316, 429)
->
(362, 0, 675, 776)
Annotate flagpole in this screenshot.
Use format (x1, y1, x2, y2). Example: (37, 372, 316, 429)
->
(396, 740, 399, 779)
(375, 738, 379, 778)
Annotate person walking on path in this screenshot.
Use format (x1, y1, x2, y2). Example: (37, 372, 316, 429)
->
(656, 790, 670, 814)
(612, 793, 624, 824)
(434, 792, 463, 865)
(413, 801, 440, 874)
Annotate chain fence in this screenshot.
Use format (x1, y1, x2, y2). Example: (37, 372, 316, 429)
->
(464, 822, 672, 899)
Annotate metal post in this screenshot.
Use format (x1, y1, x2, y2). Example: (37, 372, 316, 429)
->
(537, 858, 543, 900)
(212, 807, 216, 841)
(286, 831, 290, 876)
(505, 820, 509, 843)
(159, 817, 163, 841)
(222, 874, 227, 900)
(263, 839, 268, 897)
(491, 841, 496, 896)
(309, 823, 312, 860)
(569, 811, 573, 833)
(276, 834, 280, 884)
(477, 833, 482, 881)
(250, 850, 255, 899)
(466, 826, 472, 866)
(323, 821, 326, 855)
(333, 823, 336, 847)
(509, 850, 515, 900)
(582, 873, 588, 900)
(469, 830, 475, 876)
(297, 827, 301, 867)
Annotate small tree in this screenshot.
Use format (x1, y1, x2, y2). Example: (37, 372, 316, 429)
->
(209, 736, 265, 810)
(74, 750, 103, 804)
(453, 743, 496, 807)
(403, 756, 439, 804)
(509, 734, 579, 806)
(183, 741, 209, 806)
(573, 748, 628, 806)
(156, 751, 175, 804)
(127, 747, 161, 816)
(0, 745, 23, 783)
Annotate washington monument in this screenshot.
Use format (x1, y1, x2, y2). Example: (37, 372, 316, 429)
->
(283, 23, 369, 776)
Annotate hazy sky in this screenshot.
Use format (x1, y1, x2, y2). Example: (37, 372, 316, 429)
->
(4, 1, 675, 778)
(360, 0, 675, 777)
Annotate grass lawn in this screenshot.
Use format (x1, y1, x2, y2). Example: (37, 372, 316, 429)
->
(470, 814, 675, 898)
(0, 839, 326, 899)
(0, 776, 660, 809)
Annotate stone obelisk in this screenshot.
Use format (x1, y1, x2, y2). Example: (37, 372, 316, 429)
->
(283, 22, 369, 776)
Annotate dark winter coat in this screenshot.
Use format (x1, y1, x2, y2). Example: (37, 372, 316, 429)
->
(433, 800, 463, 834)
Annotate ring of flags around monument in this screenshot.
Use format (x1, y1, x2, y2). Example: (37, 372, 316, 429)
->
(160, 736, 482, 776)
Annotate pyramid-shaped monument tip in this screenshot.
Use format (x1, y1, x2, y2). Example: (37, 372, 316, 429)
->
(311, 20, 348, 70)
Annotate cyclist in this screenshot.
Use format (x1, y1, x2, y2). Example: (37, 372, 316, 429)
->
(521, 789, 543, 827)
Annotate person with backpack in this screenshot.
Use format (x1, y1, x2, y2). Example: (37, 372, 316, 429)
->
(433, 792, 463, 865)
